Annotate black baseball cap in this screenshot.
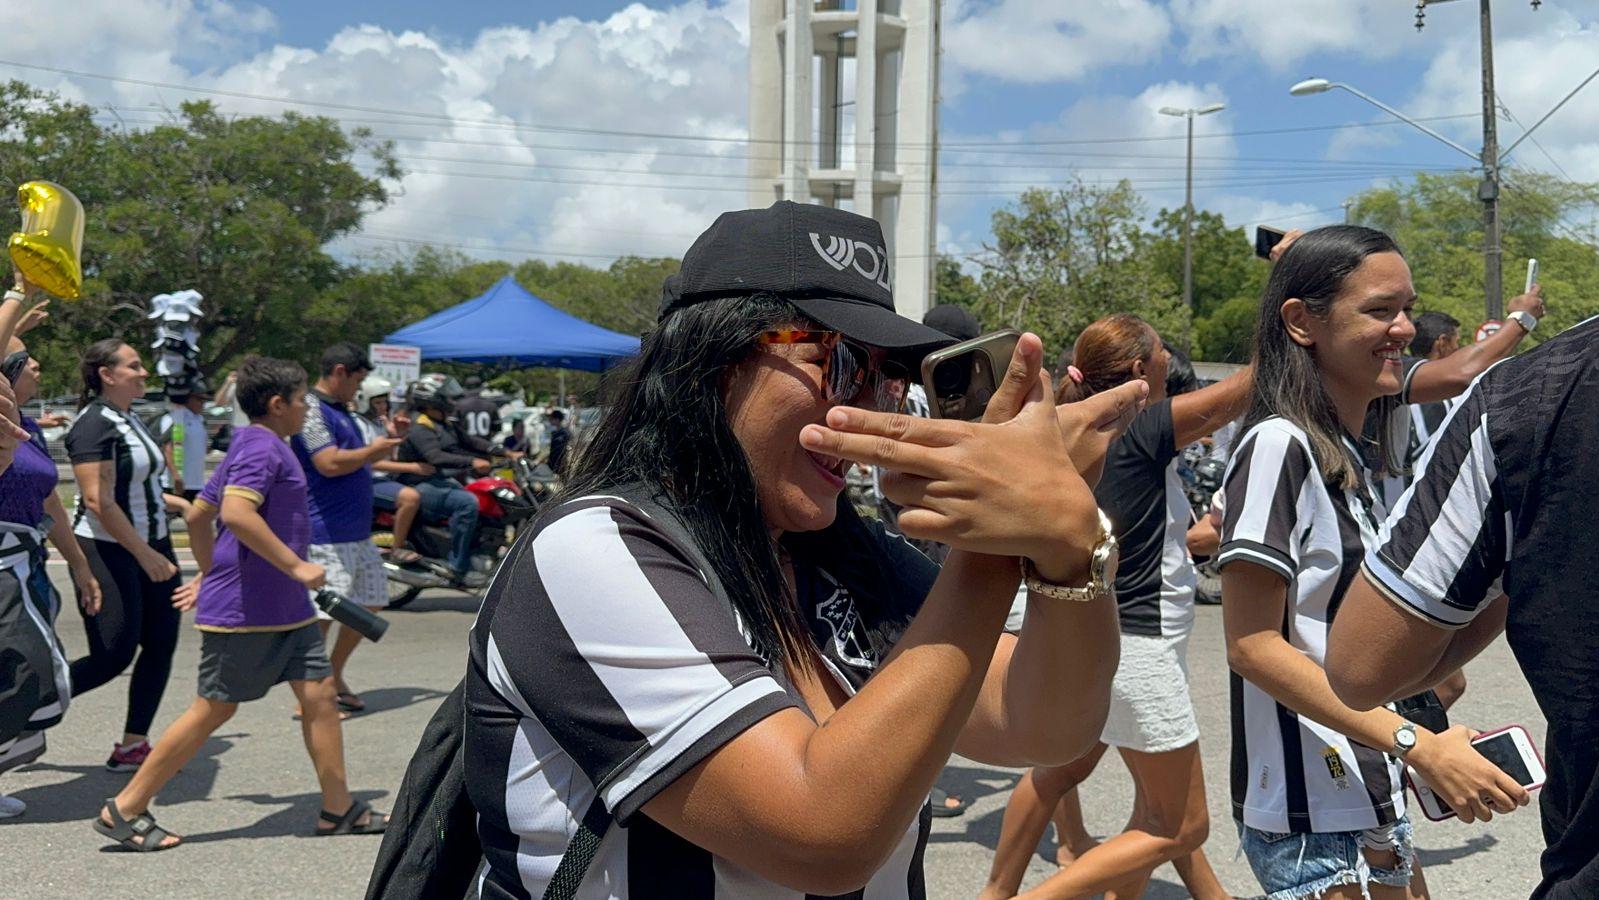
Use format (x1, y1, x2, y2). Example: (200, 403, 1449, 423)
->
(661, 201, 954, 366)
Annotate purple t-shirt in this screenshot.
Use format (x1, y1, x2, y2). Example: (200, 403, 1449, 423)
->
(193, 425, 316, 631)
(291, 391, 374, 545)
(0, 418, 57, 528)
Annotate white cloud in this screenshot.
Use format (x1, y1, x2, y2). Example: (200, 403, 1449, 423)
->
(1169, 0, 1475, 70)
(1405, 7, 1599, 182)
(944, 0, 1171, 84)
(6, 1, 753, 265)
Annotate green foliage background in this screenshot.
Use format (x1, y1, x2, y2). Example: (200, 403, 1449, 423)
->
(5, 82, 1596, 399)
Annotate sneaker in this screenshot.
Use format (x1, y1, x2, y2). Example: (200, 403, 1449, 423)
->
(452, 569, 489, 590)
(105, 740, 152, 772)
(0, 794, 25, 818)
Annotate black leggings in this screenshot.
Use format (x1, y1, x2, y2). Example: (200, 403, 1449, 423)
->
(69, 537, 181, 737)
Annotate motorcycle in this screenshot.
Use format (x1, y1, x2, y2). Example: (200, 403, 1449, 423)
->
(1178, 450, 1226, 605)
(375, 456, 560, 608)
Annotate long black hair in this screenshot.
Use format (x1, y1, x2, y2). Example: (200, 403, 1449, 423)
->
(558, 293, 812, 665)
(1247, 225, 1404, 489)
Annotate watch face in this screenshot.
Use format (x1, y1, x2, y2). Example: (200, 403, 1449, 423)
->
(1397, 729, 1417, 749)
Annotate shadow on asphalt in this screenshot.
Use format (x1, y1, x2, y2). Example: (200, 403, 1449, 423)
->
(347, 686, 448, 718)
(169, 788, 391, 846)
(4, 734, 242, 825)
(393, 593, 481, 614)
(1416, 833, 1500, 868)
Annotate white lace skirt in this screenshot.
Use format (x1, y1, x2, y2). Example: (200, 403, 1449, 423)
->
(1099, 630, 1201, 754)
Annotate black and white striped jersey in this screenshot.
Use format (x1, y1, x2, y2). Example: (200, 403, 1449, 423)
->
(465, 495, 936, 899)
(65, 400, 169, 543)
(1363, 316, 1599, 897)
(1218, 417, 1406, 834)
(1097, 400, 1194, 637)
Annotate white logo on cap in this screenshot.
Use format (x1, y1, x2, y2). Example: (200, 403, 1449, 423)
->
(809, 233, 892, 292)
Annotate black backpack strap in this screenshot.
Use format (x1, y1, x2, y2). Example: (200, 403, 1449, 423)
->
(539, 794, 613, 900)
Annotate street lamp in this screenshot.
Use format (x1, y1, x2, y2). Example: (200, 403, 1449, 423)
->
(1157, 102, 1226, 335)
(1289, 76, 1501, 317)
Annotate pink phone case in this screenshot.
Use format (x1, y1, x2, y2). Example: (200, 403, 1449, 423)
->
(1406, 724, 1545, 822)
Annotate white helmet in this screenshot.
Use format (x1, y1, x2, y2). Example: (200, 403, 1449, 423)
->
(358, 374, 393, 415)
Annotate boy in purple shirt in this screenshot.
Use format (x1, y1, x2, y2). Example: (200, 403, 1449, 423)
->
(93, 356, 388, 852)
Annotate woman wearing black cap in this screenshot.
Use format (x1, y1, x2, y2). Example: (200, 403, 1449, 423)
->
(461, 201, 1146, 898)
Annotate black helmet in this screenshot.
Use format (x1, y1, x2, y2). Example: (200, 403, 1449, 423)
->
(407, 373, 463, 415)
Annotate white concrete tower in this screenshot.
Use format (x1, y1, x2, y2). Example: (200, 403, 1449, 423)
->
(748, 0, 940, 320)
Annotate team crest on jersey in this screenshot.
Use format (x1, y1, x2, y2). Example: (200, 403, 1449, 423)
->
(1323, 746, 1350, 791)
(812, 572, 874, 669)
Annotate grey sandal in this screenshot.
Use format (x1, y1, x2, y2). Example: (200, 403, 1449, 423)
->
(92, 798, 181, 852)
(315, 798, 389, 836)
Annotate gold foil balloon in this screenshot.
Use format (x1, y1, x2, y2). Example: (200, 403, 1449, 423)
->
(8, 181, 85, 299)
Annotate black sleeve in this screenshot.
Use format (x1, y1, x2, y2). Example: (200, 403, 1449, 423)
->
(406, 426, 479, 470)
(66, 410, 118, 464)
(1122, 398, 1178, 466)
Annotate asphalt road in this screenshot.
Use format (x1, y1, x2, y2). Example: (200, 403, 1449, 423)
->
(3, 559, 1551, 898)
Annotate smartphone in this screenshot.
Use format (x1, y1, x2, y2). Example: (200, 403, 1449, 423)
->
(1525, 258, 1539, 293)
(1408, 725, 1546, 822)
(1255, 225, 1287, 260)
(920, 329, 1021, 421)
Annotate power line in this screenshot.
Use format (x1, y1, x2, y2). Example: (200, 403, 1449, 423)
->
(2, 58, 1481, 152)
(98, 106, 1460, 172)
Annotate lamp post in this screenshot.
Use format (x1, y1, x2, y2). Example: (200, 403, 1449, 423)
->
(1290, 76, 1500, 318)
(1157, 103, 1225, 333)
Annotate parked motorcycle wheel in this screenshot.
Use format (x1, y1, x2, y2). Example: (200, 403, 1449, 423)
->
(387, 580, 423, 610)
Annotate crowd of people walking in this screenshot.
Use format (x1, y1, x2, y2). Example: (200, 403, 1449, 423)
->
(0, 200, 1593, 900)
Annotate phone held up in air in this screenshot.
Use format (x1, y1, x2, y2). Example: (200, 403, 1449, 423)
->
(921, 329, 1021, 421)
(1526, 258, 1539, 294)
(1255, 225, 1287, 260)
(1408, 725, 1546, 822)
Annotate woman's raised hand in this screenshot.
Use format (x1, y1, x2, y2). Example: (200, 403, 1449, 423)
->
(800, 334, 1143, 579)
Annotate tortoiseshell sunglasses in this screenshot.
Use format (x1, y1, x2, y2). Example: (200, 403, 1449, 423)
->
(756, 327, 911, 413)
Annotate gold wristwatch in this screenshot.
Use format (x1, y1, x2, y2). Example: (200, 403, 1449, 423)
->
(1019, 508, 1119, 602)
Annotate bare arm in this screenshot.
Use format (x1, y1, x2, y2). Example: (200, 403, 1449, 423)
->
(74, 460, 175, 580)
(162, 438, 182, 493)
(1171, 365, 1253, 449)
(643, 550, 1026, 893)
(44, 491, 101, 615)
(1224, 561, 1527, 822)
(373, 459, 432, 477)
(1407, 286, 1543, 403)
(219, 494, 315, 581)
(1327, 574, 1508, 709)
(310, 437, 400, 478)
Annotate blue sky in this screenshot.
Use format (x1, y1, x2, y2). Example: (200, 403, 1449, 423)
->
(2, 0, 1594, 271)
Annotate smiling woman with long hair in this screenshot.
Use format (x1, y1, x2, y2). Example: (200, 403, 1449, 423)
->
(1217, 226, 1521, 900)
(459, 201, 1145, 899)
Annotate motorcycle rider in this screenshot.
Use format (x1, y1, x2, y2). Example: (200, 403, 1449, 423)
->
(395, 375, 490, 589)
(354, 376, 426, 567)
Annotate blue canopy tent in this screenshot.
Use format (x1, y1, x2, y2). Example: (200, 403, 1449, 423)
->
(383, 276, 640, 372)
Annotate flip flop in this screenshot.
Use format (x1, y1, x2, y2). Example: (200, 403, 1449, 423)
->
(315, 798, 389, 836)
(92, 798, 182, 852)
(387, 548, 422, 565)
(335, 692, 366, 713)
(929, 786, 969, 818)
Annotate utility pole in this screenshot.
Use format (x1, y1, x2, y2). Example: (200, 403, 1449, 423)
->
(1478, 0, 1504, 320)
(1415, 0, 1546, 321)
(1157, 103, 1224, 348)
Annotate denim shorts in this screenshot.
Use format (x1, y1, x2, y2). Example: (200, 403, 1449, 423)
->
(1237, 816, 1415, 900)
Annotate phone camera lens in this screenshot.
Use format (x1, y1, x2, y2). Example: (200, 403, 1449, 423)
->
(933, 359, 971, 397)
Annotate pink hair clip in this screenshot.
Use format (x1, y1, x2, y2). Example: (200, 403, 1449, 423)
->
(1066, 365, 1085, 384)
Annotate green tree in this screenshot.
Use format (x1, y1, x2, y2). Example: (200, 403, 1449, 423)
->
(1350, 170, 1599, 340)
(1147, 207, 1266, 323)
(0, 82, 398, 393)
(932, 254, 982, 314)
(972, 179, 1187, 361)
